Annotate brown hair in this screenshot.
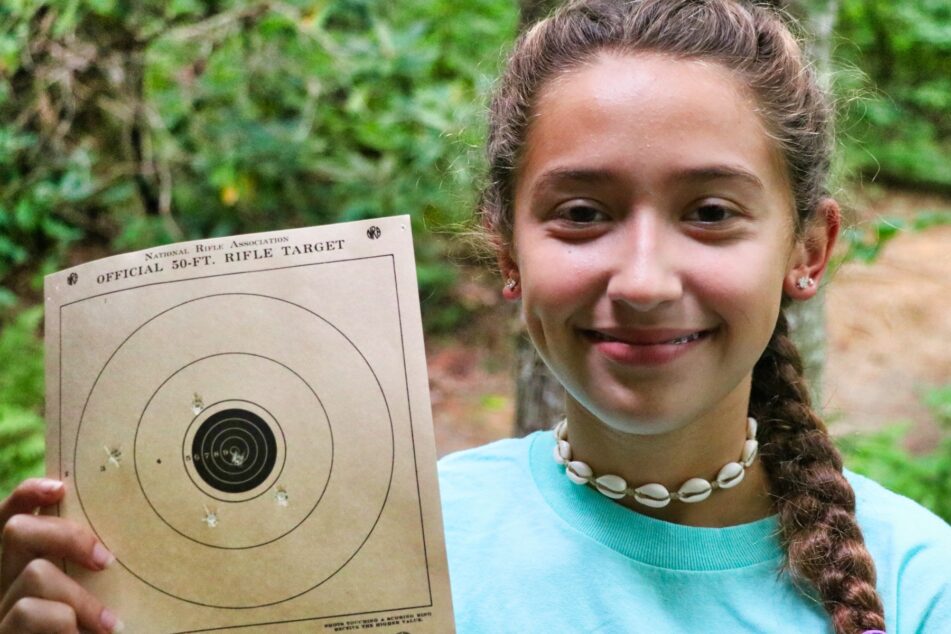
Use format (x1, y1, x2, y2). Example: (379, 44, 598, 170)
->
(479, 1, 885, 632)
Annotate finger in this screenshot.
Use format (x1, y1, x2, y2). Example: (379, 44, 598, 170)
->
(0, 596, 77, 633)
(1, 515, 113, 593)
(0, 559, 121, 634)
(0, 479, 65, 526)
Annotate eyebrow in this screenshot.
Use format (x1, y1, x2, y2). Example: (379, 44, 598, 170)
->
(532, 168, 616, 191)
(670, 165, 766, 190)
(531, 165, 766, 191)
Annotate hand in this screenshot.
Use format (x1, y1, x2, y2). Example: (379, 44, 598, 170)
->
(0, 478, 123, 633)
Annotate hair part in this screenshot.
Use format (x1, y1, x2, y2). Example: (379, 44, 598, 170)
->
(479, 1, 885, 631)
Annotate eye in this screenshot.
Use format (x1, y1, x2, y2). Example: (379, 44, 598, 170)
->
(685, 202, 738, 224)
(554, 202, 609, 224)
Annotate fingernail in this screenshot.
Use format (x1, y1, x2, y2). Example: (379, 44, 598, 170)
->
(100, 607, 124, 633)
(92, 543, 115, 569)
(38, 478, 64, 493)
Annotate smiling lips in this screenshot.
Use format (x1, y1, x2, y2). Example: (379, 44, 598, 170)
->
(581, 327, 714, 365)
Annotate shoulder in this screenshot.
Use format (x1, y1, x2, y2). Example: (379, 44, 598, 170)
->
(438, 434, 536, 482)
(845, 470, 951, 632)
(437, 434, 534, 500)
(846, 469, 951, 548)
(437, 433, 552, 540)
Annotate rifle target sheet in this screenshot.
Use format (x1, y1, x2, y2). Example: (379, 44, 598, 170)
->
(44, 216, 454, 633)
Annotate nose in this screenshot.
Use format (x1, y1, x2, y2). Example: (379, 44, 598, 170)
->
(605, 213, 683, 311)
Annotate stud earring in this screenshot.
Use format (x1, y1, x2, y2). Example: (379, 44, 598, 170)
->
(795, 276, 815, 290)
(502, 277, 521, 300)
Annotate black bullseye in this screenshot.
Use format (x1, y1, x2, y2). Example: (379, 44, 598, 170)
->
(190, 408, 277, 494)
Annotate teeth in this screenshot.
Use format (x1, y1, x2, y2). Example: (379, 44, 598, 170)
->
(589, 331, 705, 344)
(667, 332, 703, 345)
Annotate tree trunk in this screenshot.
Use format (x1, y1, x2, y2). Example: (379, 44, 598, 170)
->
(784, 0, 839, 408)
(512, 0, 567, 436)
(514, 335, 565, 435)
(511, 0, 839, 435)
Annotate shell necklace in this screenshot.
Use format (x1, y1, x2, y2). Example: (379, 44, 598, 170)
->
(552, 417, 759, 508)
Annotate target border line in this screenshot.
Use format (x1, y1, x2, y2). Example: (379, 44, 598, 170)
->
(57, 256, 433, 620)
(390, 249, 433, 608)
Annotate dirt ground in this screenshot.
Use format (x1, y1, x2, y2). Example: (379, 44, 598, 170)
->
(427, 190, 951, 457)
(825, 191, 951, 451)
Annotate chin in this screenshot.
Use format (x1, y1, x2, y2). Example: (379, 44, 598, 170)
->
(569, 390, 689, 436)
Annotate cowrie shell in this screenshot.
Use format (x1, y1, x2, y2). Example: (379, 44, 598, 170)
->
(716, 462, 745, 489)
(633, 483, 671, 508)
(747, 416, 758, 439)
(552, 440, 571, 465)
(741, 439, 759, 467)
(566, 460, 592, 485)
(594, 474, 627, 499)
(553, 419, 568, 441)
(677, 478, 713, 503)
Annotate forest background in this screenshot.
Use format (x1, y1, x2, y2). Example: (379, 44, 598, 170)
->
(0, 0, 949, 519)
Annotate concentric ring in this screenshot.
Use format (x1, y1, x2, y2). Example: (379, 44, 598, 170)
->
(72, 292, 396, 608)
(189, 408, 277, 494)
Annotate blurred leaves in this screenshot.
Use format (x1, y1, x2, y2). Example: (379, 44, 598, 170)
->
(839, 209, 951, 263)
(0, 0, 519, 496)
(0, 307, 45, 495)
(0, 0, 519, 328)
(0, 0, 949, 510)
(835, 0, 951, 189)
(840, 385, 951, 523)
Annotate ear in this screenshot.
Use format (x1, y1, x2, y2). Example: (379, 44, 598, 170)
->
(783, 198, 840, 300)
(498, 243, 521, 301)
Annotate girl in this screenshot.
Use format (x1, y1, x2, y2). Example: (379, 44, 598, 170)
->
(438, 0, 950, 632)
(1, 1, 948, 632)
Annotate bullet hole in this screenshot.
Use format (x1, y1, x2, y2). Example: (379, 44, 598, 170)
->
(203, 506, 219, 528)
(104, 446, 122, 468)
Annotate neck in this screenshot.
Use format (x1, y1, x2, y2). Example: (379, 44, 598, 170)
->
(563, 392, 774, 527)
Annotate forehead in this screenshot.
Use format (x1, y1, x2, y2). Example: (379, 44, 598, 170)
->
(518, 52, 791, 203)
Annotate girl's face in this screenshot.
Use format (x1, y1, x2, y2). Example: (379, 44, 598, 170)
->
(508, 52, 818, 434)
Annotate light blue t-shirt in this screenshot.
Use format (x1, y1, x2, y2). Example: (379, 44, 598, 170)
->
(438, 431, 951, 633)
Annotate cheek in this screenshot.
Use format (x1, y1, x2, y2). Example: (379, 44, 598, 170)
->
(518, 252, 606, 359)
(521, 245, 601, 310)
(691, 244, 788, 327)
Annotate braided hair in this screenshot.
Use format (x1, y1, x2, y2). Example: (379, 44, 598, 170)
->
(479, 1, 886, 631)
(752, 312, 885, 631)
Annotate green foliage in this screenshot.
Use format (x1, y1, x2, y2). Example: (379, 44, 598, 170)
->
(839, 216, 904, 263)
(835, 0, 951, 189)
(839, 385, 951, 523)
(0, 0, 948, 510)
(0, 0, 519, 330)
(0, 306, 45, 497)
(838, 209, 951, 264)
(0, 0, 519, 499)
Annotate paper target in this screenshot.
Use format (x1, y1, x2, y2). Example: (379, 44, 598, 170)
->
(46, 219, 455, 633)
(73, 293, 394, 608)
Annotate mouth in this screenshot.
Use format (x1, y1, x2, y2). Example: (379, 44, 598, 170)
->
(579, 327, 715, 366)
(582, 328, 714, 346)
